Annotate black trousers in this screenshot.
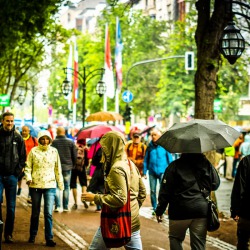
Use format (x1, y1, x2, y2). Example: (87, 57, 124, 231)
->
(237, 217, 250, 250)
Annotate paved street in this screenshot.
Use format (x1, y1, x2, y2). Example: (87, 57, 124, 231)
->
(1, 176, 235, 250)
(216, 177, 234, 216)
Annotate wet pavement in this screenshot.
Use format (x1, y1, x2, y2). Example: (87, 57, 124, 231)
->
(216, 177, 234, 215)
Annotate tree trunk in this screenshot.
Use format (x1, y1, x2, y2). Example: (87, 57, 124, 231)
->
(194, 0, 230, 119)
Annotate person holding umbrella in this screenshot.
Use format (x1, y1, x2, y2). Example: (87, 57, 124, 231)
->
(155, 153, 220, 249)
(154, 119, 240, 250)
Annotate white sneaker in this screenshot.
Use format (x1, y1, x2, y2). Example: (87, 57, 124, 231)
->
(63, 208, 70, 212)
(54, 207, 60, 212)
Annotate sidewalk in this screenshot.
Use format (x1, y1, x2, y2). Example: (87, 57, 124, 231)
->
(0, 176, 235, 250)
(1, 195, 71, 250)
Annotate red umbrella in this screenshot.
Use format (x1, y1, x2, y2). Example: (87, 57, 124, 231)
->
(77, 125, 123, 140)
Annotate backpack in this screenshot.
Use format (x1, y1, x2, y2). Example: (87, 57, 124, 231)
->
(75, 145, 85, 171)
(126, 142, 145, 157)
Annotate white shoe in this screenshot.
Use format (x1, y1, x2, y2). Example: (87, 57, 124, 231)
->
(54, 207, 60, 212)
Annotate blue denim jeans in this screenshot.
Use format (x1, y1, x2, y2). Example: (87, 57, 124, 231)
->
(30, 188, 56, 240)
(149, 173, 163, 211)
(89, 227, 142, 250)
(0, 175, 18, 237)
(169, 218, 207, 250)
(55, 170, 71, 209)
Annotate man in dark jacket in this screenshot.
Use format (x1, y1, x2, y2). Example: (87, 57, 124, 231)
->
(0, 112, 26, 243)
(155, 153, 220, 250)
(52, 127, 77, 212)
(231, 155, 250, 250)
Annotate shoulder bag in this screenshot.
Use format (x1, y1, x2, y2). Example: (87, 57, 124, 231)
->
(194, 174, 220, 232)
(100, 160, 132, 248)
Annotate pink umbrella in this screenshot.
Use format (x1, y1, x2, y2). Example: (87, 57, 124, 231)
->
(77, 125, 123, 140)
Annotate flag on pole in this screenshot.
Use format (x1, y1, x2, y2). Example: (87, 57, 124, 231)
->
(66, 43, 73, 84)
(115, 17, 123, 91)
(103, 24, 115, 99)
(73, 37, 78, 104)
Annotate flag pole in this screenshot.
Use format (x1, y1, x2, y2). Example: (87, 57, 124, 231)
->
(103, 23, 115, 111)
(115, 17, 123, 114)
(66, 41, 73, 124)
(115, 17, 119, 114)
(73, 36, 78, 124)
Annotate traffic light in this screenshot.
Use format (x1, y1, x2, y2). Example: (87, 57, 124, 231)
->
(127, 106, 132, 121)
(185, 51, 194, 70)
(123, 105, 133, 121)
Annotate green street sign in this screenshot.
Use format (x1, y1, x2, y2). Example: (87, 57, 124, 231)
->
(214, 99, 222, 113)
(0, 94, 10, 106)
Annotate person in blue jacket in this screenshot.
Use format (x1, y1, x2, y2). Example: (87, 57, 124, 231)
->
(143, 128, 173, 214)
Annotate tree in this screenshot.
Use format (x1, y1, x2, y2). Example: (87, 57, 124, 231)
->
(0, 0, 69, 111)
(194, 0, 250, 119)
(48, 5, 170, 123)
(48, 1, 250, 124)
(99, 5, 171, 122)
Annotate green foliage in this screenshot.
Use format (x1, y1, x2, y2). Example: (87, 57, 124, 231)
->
(0, 0, 63, 53)
(0, 0, 71, 111)
(216, 55, 249, 122)
(48, 4, 172, 122)
(99, 5, 171, 119)
(47, 1, 250, 124)
(155, 11, 197, 118)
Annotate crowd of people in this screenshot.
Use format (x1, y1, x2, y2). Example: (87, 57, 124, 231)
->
(0, 111, 250, 249)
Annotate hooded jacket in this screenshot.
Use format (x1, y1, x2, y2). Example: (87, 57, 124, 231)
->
(93, 131, 146, 233)
(24, 130, 64, 190)
(0, 125, 26, 176)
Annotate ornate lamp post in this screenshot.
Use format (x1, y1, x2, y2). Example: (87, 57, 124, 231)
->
(42, 93, 47, 105)
(96, 80, 106, 97)
(219, 0, 250, 64)
(17, 93, 25, 106)
(18, 85, 47, 125)
(62, 67, 105, 127)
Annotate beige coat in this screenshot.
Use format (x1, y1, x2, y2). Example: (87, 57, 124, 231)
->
(94, 131, 146, 232)
(24, 130, 64, 190)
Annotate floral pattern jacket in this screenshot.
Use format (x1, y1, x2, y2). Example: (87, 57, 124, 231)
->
(24, 130, 64, 190)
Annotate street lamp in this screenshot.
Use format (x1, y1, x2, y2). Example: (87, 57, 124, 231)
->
(42, 93, 47, 105)
(62, 67, 105, 127)
(62, 77, 72, 97)
(18, 85, 47, 125)
(96, 79, 106, 97)
(18, 93, 25, 105)
(219, 0, 250, 64)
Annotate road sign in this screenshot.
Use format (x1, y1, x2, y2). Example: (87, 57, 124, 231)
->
(185, 51, 194, 70)
(0, 94, 10, 106)
(214, 99, 222, 113)
(122, 90, 133, 103)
